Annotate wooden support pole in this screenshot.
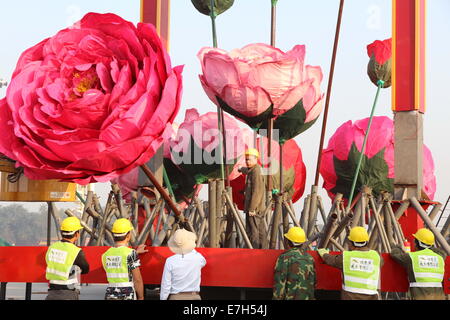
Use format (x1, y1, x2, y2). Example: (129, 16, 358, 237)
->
(299, 195, 311, 232)
(208, 179, 218, 248)
(410, 197, 450, 255)
(224, 192, 253, 249)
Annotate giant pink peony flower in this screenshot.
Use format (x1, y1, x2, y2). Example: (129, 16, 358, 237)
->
(319, 116, 436, 201)
(197, 43, 323, 138)
(0, 12, 183, 184)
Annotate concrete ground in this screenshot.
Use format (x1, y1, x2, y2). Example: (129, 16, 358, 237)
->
(2, 282, 109, 300)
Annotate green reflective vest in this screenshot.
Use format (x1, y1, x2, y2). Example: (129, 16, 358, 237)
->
(45, 241, 81, 285)
(343, 250, 381, 295)
(102, 246, 134, 287)
(409, 249, 444, 288)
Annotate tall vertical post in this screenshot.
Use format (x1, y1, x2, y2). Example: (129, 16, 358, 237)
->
(392, 0, 426, 244)
(141, 0, 170, 50)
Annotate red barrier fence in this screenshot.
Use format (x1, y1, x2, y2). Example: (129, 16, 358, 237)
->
(0, 246, 449, 293)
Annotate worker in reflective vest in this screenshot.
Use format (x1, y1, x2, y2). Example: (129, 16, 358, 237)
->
(390, 228, 446, 300)
(45, 217, 90, 300)
(102, 218, 148, 300)
(318, 226, 383, 300)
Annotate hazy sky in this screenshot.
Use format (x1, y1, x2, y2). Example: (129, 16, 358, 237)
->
(0, 1, 449, 220)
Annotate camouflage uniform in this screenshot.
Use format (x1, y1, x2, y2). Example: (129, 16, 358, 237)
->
(273, 247, 316, 300)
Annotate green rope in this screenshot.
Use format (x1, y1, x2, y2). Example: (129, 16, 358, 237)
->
(163, 166, 175, 200)
(76, 191, 86, 204)
(346, 80, 385, 211)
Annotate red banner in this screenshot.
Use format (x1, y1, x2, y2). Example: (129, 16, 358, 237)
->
(0, 246, 448, 293)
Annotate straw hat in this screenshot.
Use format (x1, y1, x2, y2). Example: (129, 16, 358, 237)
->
(168, 229, 197, 255)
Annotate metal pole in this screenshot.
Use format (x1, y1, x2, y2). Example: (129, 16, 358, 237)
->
(47, 202, 52, 246)
(0, 283, 7, 300)
(25, 283, 32, 300)
(313, 0, 345, 186)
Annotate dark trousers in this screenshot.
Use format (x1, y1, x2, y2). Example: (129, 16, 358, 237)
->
(246, 213, 268, 249)
(45, 289, 79, 300)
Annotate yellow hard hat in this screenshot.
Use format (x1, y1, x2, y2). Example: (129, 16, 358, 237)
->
(348, 227, 369, 243)
(112, 218, 134, 235)
(60, 217, 83, 233)
(284, 227, 307, 244)
(245, 148, 260, 158)
(413, 228, 435, 246)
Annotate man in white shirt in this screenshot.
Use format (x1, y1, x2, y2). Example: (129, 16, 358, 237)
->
(160, 229, 206, 300)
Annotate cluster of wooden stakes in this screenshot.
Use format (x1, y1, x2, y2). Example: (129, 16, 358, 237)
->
(46, 175, 450, 256)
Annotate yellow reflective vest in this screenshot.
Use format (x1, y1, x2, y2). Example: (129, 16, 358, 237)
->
(409, 249, 444, 288)
(45, 241, 81, 285)
(343, 250, 381, 295)
(102, 246, 134, 288)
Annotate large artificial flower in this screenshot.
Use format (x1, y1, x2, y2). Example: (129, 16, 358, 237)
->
(230, 137, 307, 210)
(319, 116, 436, 201)
(367, 38, 392, 88)
(197, 43, 323, 140)
(167, 108, 251, 184)
(0, 12, 183, 184)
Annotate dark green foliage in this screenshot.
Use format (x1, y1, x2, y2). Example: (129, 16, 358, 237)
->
(170, 137, 237, 185)
(0, 204, 55, 245)
(331, 143, 394, 198)
(258, 99, 318, 142)
(191, 0, 234, 16)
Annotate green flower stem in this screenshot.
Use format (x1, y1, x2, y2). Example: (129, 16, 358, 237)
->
(210, 0, 218, 47)
(209, 0, 225, 181)
(346, 80, 385, 211)
(163, 166, 175, 200)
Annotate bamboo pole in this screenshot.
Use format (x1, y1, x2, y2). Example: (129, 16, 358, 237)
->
(409, 197, 450, 255)
(394, 200, 410, 220)
(283, 201, 300, 227)
(369, 196, 391, 252)
(318, 213, 338, 249)
(270, 193, 283, 249)
(383, 203, 405, 248)
(224, 187, 236, 248)
(208, 179, 218, 248)
(316, 196, 327, 227)
(428, 203, 443, 223)
(136, 199, 164, 245)
(300, 195, 311, 232)
(332, 211, 353, 239)
(307, 185, 319, 238)
(224, 192, 253, 249)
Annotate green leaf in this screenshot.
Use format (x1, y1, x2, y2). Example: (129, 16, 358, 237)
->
(171, 137, 237, 185)
(191, 0, 234, 16)
(258, 99, 318, 141)
(331, 143, 394, 199)
(216, 95, 274, 130)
